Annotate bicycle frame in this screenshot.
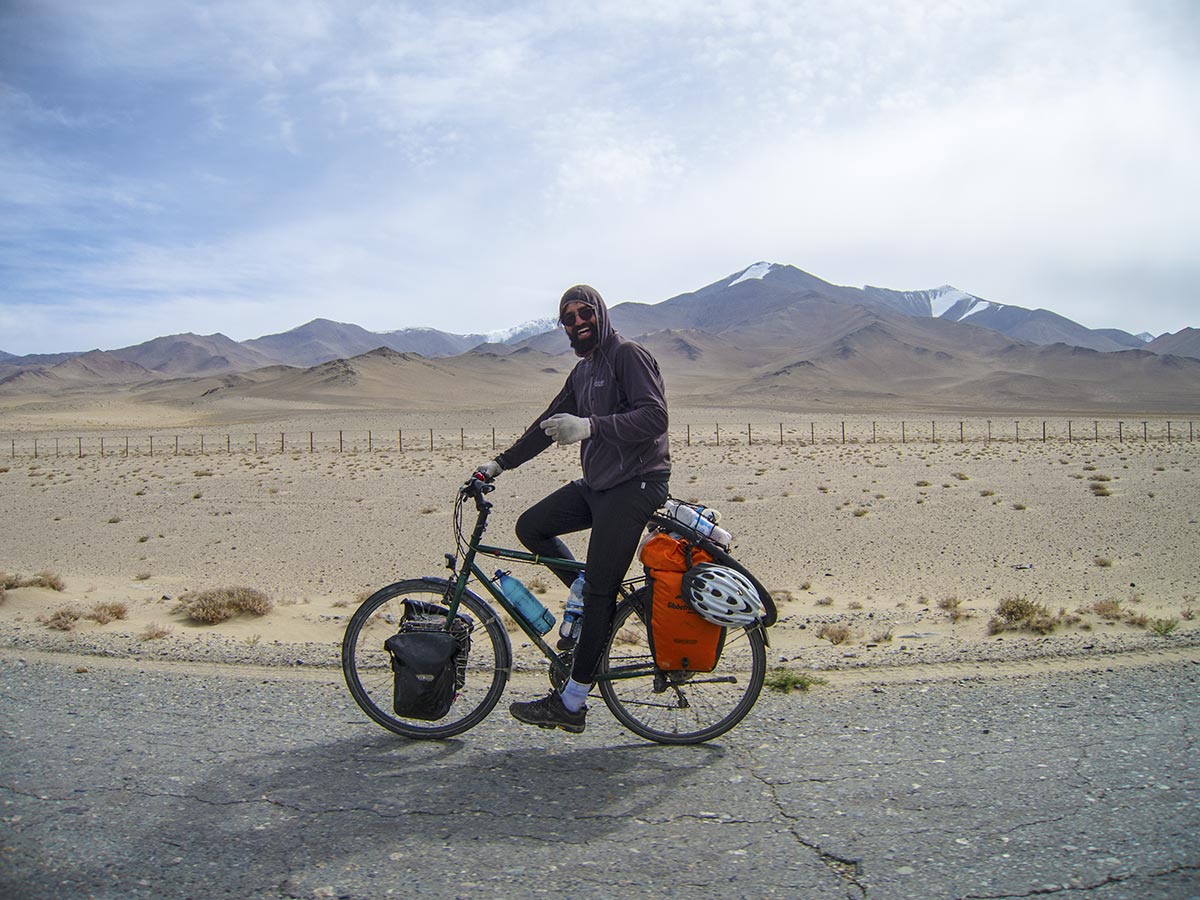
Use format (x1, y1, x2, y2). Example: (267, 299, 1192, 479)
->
(441, 483, 644, 686)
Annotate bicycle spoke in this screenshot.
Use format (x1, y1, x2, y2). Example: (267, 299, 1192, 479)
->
(598, 590, 765, 744)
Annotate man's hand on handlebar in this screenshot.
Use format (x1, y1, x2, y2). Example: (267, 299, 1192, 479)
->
(470, 460, 502, 483)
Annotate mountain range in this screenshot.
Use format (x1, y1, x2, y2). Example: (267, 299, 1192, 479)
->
(3, 263, 1198, 413)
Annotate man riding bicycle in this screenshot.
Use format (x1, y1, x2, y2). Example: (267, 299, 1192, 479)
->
(473, 284, 670, 733)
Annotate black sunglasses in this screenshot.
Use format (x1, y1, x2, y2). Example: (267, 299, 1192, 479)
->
(561, 307, 595, 328)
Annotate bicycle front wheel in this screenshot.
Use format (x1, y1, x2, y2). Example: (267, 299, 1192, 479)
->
(341, 578, 511, 739)
(598, 589, 766, 744)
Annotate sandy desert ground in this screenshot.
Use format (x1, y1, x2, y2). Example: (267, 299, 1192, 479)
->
(2, 401, 1198, 674)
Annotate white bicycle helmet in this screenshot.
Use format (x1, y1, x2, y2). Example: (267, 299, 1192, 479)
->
(681, 563, 765, 627)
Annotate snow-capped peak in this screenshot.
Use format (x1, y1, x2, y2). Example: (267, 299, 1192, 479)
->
(928, 286, 976, 318)
(479, 316, 558, 344)
(729, 262, 774, 287)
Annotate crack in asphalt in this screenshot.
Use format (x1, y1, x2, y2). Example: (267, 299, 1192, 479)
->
(747, 765, 868, 897)
(959, 862, 1200, 898)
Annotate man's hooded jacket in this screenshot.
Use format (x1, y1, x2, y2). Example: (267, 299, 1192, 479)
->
(496, 285, 671, 491)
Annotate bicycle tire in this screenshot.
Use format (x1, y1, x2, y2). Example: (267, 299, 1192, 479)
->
(341, 578, 511, 739)
(598, 588, 766, 744)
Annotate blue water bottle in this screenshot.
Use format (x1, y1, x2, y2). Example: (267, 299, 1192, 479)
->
(495, 571, 555, 635)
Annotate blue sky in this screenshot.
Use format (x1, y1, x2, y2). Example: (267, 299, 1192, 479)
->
(2, 1, 1198, 355)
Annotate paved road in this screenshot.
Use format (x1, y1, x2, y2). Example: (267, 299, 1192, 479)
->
(1, 651, 1197, 900)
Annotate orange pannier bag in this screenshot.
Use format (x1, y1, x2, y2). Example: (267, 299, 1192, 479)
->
(639, 532, 725, 672)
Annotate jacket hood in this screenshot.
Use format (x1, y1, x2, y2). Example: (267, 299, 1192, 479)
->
(559, 284, 614, 355)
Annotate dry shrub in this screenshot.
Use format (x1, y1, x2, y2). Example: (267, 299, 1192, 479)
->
(177, 587, 274, 624)
(38, 606, 83, 631)
(140, 622, 173, 641)
(3, 570, 66, 592)
(1125, 611, 1149, 628)
(1090, 599, 1124, 621)
(85, 601, 128, 625)
(938, 596, 970, 623)
(816, 623, 853, 645)
(988, 596, 1062, 635)
(0, 585, 6, 605)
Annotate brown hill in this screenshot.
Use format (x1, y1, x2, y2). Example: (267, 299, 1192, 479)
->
(110, 332, 279, 375)
(1146, 327, 1200, 360)
(172, 346, 567, 412)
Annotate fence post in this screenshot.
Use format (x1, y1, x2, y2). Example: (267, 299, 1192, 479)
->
(987, 420, 992, 443)
(1094, 420, 1098, 441)
(960, 421, 964, 443)
(1041, 421, 1046, 443)
(33, 438, 38, 458)
(254, 433, 258, 454)
(368, 430, 373, 452)
(810, 422, 815, 444)
(227, 434, 231, 454)
(100, 437, 104, 457)
(686, 424, 691, 446)
(310, 432, 314, 453)
(901, 422, 906, 444)
(872, 421, 877, 444)
(281, 432, 285, 453)
(932, 421, 937, 444)
(841, 421, 846, 444)
(429, 429, 434, 451)
(1118, 421, 1123, 442)
(125, 436, 129, 458)
(1142, 421, 1148, 441)
(779, 423, 784, 446)
(10, 439, 14, 458)
(716, 424, 720, 446)
(200, 435, 204, 454)
(1067, 421, 1071, 443)
(460, 428, 464, 451)
(492, 427, 496, 451)
(1015, 421, 1020, 443)
(1167, 421, 1172, 443)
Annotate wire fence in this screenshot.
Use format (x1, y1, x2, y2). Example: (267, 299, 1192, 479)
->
(3, 418, 1197, 460)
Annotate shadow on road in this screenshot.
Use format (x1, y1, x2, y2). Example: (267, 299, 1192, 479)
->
(128, 732, 727, 896)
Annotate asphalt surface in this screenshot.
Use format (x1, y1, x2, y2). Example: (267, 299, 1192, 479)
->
(1, 652, 1197, 900)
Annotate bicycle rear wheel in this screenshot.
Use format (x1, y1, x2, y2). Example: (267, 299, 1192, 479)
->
(598, 589, 766, 744)
(341, 578, 511, 739)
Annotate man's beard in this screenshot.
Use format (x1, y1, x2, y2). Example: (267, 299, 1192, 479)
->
(568, 329, 598, 356)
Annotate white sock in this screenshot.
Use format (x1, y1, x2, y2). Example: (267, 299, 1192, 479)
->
(560, 678, 591, 712)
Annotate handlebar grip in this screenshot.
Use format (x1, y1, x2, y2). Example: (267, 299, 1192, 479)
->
(463, 475, 496, 494)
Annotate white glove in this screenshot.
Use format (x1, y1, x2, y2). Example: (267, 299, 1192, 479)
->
(541, 413, 592, 446)
(473, 460, 502, 481)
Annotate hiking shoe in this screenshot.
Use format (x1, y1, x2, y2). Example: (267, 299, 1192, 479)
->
(509, 691, 587, 733)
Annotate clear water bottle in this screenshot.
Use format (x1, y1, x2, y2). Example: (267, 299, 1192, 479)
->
(495, 571, 555, 635)
(559, 572, 586, 644)
(664, 499, 733, 547)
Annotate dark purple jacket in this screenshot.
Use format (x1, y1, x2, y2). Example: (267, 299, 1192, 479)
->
(496, 287, 670, 491)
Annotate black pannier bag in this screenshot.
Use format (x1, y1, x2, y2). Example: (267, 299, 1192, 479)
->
(383, 599, 474, 721)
